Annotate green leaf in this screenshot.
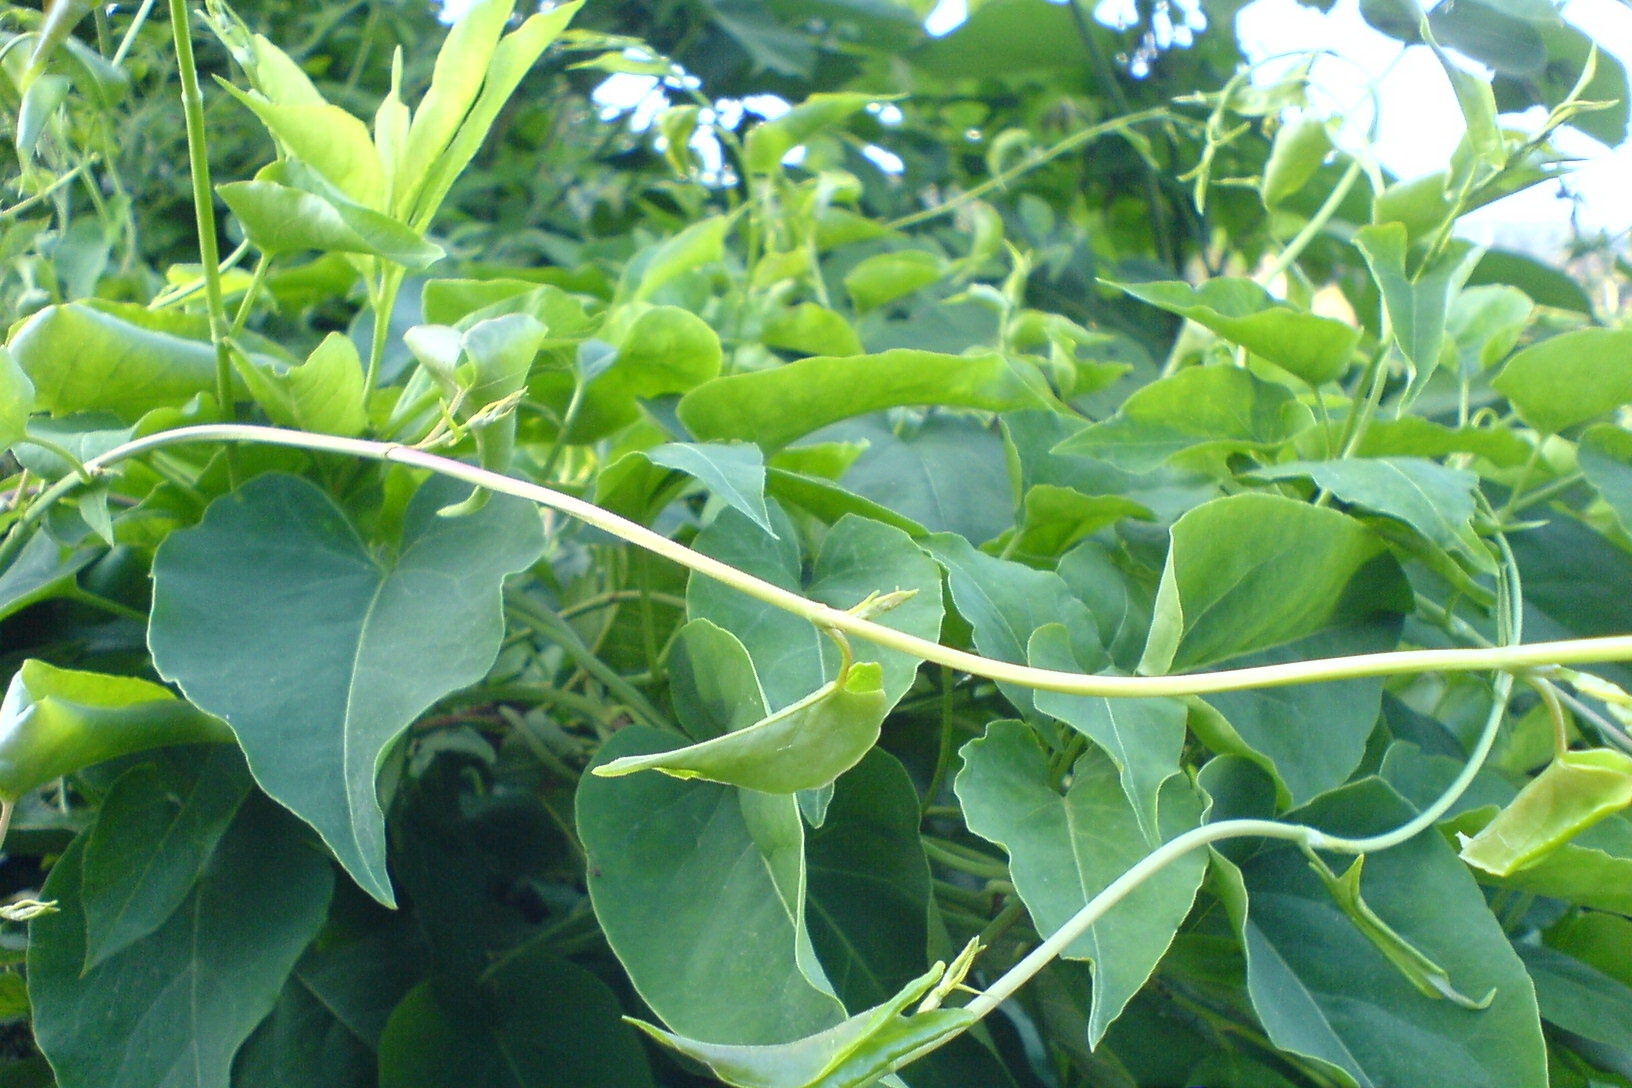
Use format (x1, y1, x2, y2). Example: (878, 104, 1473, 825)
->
(678, 349, 1051, 451)
(1053, 365, 1310, 473)
(628, 214, 733, 302)
(925, 533, 1102, 718)
(1426, 29, 1505, 171)
(233, 971, 376, 1088)
(1492, 20, 1630, 146)
(30, 793, 334, 1088)
(1429, 0, 1548, 76)
(1196, 619, 1399, 807)
(670, 619, 770, 741)
(1353, 223, 1482, 374)
(0, 532, 95, 622)
(646, 441, 776, 536)
(579, 726, 848, 1046)
(565, 305, 722, 440)
(593, 661, 887, 793)
(0, 347, 33, 451)
(1140, 493, 1405, 675)
(1447, 285, 1533, 375)
(218, 179, 443, 267)
(1248, 456, 1481, 554)
(843, 251, 946, 313)
(1030, 624, 1184, 839)
(956, 720, 1206, 1045)
(235, 332, 368, 438)
(689, 507, 943, 712)
(762, 303, 866, 357)
(0, 660, 233, 802)
(377, 944, 654, 1088)
(1493, 329, 1632, 434)
(627, 957, 974, 1088)
(1261, 117, 1333, 207)
(1110, 279, 1360, 385)
(6, 301, 255, 421)
(1517, 942, 1632, 1051)
(148, 474, 545, 905)
(765, 468, 930, 538)
(744, 93, 882, 173)
(221, 87, 386, 209)
(994, 485, 1151, 561)
(1459, 748, 1632, 876)
(1221, 779, 1548, 1088)
(1469, 249, 1592, 314)
(835, 414, 1014, 545)
(81, 746, 252, 970)
(1352, 416, 1532, 467)
(1578, 425, 1632, 537)
(1461, 812, 1632, 914)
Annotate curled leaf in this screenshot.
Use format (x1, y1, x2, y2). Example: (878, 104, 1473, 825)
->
(1459, 748, 1632, 877)
(593, 663, 887, 793)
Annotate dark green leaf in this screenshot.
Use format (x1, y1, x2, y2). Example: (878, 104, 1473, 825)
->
(956, 720, 1206, 1045)
(149, 474, 544, 905)
(671, 619, 770, 742)
(377, 946, 654, 1088)
(81, 746, 253, 969)
(678, 349, 1051, 451)
(0, 532, 96, 622)
(579, 726, 848, 1046)
(1579, 425, 1632, 537)
(1518, 942, 1632, 1051)
(30, 793, 334, 1088)
(233, 971, 376, 1088)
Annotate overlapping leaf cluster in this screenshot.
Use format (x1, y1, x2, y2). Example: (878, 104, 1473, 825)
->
(2, 0, 1632, 1086)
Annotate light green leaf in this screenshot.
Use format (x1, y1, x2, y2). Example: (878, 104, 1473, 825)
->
(1354, 222, 1482, 374)
(1493, 329, 1632, 434)
(148, 474, 545, 905)
(1248, 456, 1481, 553)
(395, 0, 515, 218)
(995, 484, 1152, 561)
(956, 720, 1206, 1045)
(628, 957, 973, 1088)
(566, 305, 722, 441)
(689, 507, 943, 712)
(377, 943, 655, 1088)
(1426, 28, 1505, 170)
(647, 441, 776, 536)
(218, 179, 443, 267)
(670, 619, 769, 742)
(1262, 117, 1333, 207)
(844, 251, 946, 313)
(1110, 279, 1360, 386)
(235, 332, 368, 438)
(593, 661, 887, 793)
(1221, 779, 1548, 1088)
(765, 469, 930, 538)
(7, 301, 257, 420)
(80, 747, 252, 970)
(762, 303, 866, 357)
(406, 2, 583, 228)
(1352, 415, 1532, 466)
(220, 88, 386, 208)
(1459, 748, 1632, 877)
(0, 346, 33, 451)
(1053, 365, 1310, 473)
(926, 533, 1102, 718)
(1030, 624, 1183, 839)
(678, 349, 1051, 451)
(0, 660, 233, 803)
(1140, 493, 1405, 675)
(1446, 285, 1533, 375)
(29, 793, 334, 1088)
(744, 93, 882, 173)
(1457, 810, 1632, 914)
(629, 213, 733, 302)
(579, 726, 848, 1046)
(1578, 425, 1632, 537)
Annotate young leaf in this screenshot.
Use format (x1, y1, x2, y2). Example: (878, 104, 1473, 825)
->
(0, 660, 233, 802)
(744, 93, 883, 174)
(29, 793, 334, 1088)
(219, 86, 386, 209)
(645, 441, 777, 536)
(218, 179, 443, 267)
(956, 721, 1206, 1045)
(149, 474, 545, 905)
(1261, 116, 1333, 207)
(678, 349, 1051, 451)
(669, 619, 770, 741)
(233, 333, 369, 438)
(1459, 748, 1632, 877)
(592, 661, 887, 793)
(1108, 279, 1360, 386)
(1353, 222, 1482, 375)
(1247, 456, 1481, 554)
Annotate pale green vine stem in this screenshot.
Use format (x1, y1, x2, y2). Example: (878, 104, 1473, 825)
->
(1257, 157, 1364, 288)
(13, 422, 1632, 700)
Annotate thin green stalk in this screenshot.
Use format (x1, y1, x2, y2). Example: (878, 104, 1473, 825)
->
(167, 0, 234, 419)
(886, 108, 1177, 232)
(921, 665, 958, 815)
(18, 423, 1632, 699)
(363, 264, 407, 404)
(111, 0, 158, 67)
(922, 837, 1011, 882)
(231, 252, 274, 336)
(0, 160, 93, 220)
(505, 595, 670, 730)
(1258, 157, 1364, 287)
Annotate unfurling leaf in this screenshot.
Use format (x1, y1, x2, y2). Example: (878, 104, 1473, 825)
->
(1459, 748, 1632, 877)
(593, 662, 887, 793)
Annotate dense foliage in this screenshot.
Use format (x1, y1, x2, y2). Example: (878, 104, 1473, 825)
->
(3, 0, 1632, 1085)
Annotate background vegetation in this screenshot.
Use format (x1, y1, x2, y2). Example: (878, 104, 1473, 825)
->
(3, 0, 1632, 1085)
